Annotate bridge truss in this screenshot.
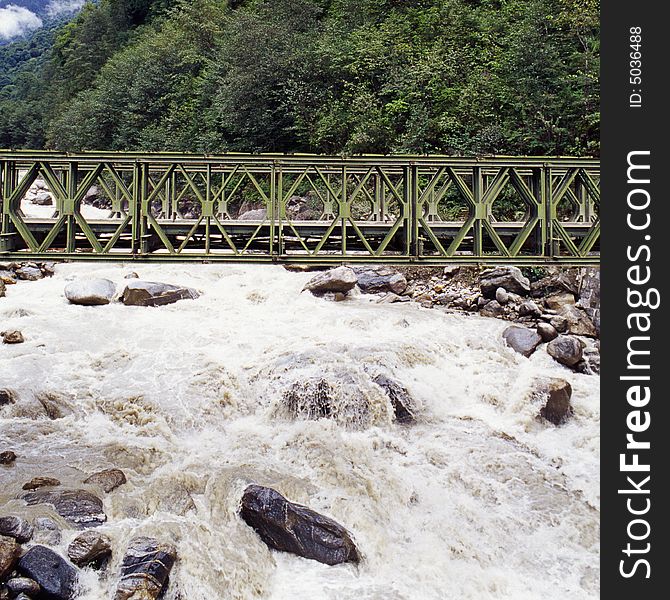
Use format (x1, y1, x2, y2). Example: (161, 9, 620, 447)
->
(0, 152, 599, 264)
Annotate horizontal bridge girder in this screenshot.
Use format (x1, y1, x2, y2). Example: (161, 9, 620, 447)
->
(0, 151, 599, 265)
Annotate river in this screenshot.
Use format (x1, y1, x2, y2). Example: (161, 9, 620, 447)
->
(0, 263, 599, 599)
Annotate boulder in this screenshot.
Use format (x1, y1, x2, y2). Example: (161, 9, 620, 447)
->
(114, 537, 176, 600)
(0, 450, 17, 465)
(545, 292, 576, 311)
(1, 330, 24, 344)
(547, 335, 583, 367)
(122, 281, 200, 307)
(6, 577, 41, 597)
(0, 516, 33, 543)
(352, 266, 407, 295)
(502, 326, 542, 358)
(68, 530, 112, 568)
(239, 485, 360, 565)
(495, 287, 509, 305)
(549, 315, 569, 333)
(530, 270, 580, 297)
(22, 489, 106, 528)
(518, 300, 542, 318)
(302, 266, 357, 296)
(536, 322, 558, 342)
(17, 546, 78, 600)
(22, 476, 61, 490)
(15, 266, 42, 281)
(559, 304, 597, 337)
(0, 535, 20, 579)
(480, 300, 504, 318)
(84, 468, 126, 493)
(535, 378, 573, 425)
(33, 517, 62, 546)
(64, 279, 117, 306)
(238, 208, 267, 221)
(480, 266, 530, 298)
(373, 374, 415, 423)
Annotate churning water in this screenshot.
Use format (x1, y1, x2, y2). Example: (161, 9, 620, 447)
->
(0, 264, 599, 599)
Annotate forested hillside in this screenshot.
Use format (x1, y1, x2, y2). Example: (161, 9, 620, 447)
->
(0, 0, 599, 155)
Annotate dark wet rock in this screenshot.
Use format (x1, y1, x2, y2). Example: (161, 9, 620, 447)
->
(502, 326, 542, 358)
(15, 266, 42, 281)
(352, 266, 407, 295)
(0, 535, 20, 579)
(480, 300, 503, 318)
(83, 468, 127, 493)
(22, 489, 106, 528)
(17, 546, 77, 600)
(480, 266, 530, 298)
(0, 517, 33, 543)
(114, 537, 176, 600)
(6, 577, 41, 597)
(547, 335, 583, 367)
(518, 300, 542, 318)
(122, 281, 200, 307)
(535, 378, 573, 425)
(238, 208, 267, 220)
(1, 330, 24, 344)
(536, 322, 559, 343)
(34, 517, 62, 546)
(302, 267, 357, 296)
(0, 389, 17, 406)
(68, 530, 112, 568)
(373, 374, 415, 424)
(0, 450, 16, 465)
(559, 304, 597, 337)
(240, 485, 360, 565)
(22, 477, 61, 490)
(64, 279, 117, 306)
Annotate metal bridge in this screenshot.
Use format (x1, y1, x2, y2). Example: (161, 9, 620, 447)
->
(0, 151, 599, 265)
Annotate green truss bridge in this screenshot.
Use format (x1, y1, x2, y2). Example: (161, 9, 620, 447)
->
(0, 151, 600, 265)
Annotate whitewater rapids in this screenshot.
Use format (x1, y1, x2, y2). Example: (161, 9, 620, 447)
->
(0, 263, 599, 599)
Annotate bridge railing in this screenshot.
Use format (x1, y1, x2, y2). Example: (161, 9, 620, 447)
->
(0, 151, 599, 264)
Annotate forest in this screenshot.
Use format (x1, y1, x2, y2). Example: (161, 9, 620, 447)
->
(0, 0, 600, 156)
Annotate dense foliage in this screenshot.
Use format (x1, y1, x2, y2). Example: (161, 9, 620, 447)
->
(0, 0, 599, 155)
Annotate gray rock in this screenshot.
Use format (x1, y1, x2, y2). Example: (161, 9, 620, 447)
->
(0, 516, 33, 543)
(547, 335, 583, 367)
(480, 266, 530, 298)
(238, 208, 267, 220)
(535, 378, 573, 425)
(0, 450, 17, 465)
(84, 468, 126, 493)
(22, 489, 106, 528)
(15, 266, 42, 281)
(480, 300, 504, 318)
(17, 546, 78, 600)
(536, 322, 558, 342)
(33, 191, 53, 206)
(68, 530, 112, 568)
(114, 537, 176, 600)
(559, 304, 597, 337)
(549, 314, 569, 333)
(352, 266, 407, 295)
(302, 267, 357, 296)
(1, 330, 24, 344)
(443, 265, 460, 278)
(502, 326, 542, 358)
(240, 485, 359, 565)
(0, 279, 5, 298)
(518, 300, 542, 318)
(64, 279, 117, 306)
(0, 535, 20, 579)
(376, 292, 409, 304)
(373, 374, 415, 424)
(122, 281, 200, 307)
(495, 287, 509, 305)
(579, 268, 600, 335)
(33, 517, 62, 545)
(6, 577, 41, 597)
(0, 270, 17, 285)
